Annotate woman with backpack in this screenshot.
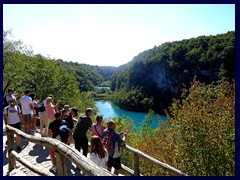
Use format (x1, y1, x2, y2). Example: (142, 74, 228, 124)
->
(89, 135, 108, 170)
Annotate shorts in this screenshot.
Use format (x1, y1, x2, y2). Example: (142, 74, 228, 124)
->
(108, 157, 121, 170)
(9, 122, 21, 130)
(22, 114, 32, 123)
(50, 135, 61, 153)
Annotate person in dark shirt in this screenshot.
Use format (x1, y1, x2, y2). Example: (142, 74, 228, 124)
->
(48, 112, 70, 172)
(62, 107, 78, 144)
(73, 108, 93, 157)
(62, 107, 78, 129)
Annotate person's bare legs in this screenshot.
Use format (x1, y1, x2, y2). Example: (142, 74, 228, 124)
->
(27, 121, 31, 134)
(23, 121, 27, 133)
(50, 152, 56, 166)
(31, 115, 37, 130)
(114, 169, 119, 175)
(16, 135, 21, 147)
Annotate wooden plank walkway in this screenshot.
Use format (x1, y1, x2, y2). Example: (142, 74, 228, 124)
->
(3, 126, 83, 176)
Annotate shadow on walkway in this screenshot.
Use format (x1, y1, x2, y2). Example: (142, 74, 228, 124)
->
(29, 144, 50, 163)
(3, 148, 8, 166)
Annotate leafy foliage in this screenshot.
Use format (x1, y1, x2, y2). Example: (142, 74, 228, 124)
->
(57, 60, 116, 91)
(3, 30, 95, 113)
(114, 79, 235, 176)
(167, 79, 235, 175)
(110, 31, 235, 113)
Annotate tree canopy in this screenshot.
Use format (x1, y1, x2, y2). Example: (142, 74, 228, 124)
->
(110, 31, 235, 113)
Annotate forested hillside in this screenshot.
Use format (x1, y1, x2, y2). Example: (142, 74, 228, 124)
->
(110, 31, 235, 113)
(3, 30, 115, 112)
(57, 60, 116, 91)
(3, 29, 235, 176)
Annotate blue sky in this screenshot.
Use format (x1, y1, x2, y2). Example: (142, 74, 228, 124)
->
(3, 4, 235, 67)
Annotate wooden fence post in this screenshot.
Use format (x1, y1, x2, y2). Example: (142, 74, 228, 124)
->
(7, 129, 15, 170)
(56, 151, 67, 176)
(134, 154, 140, 176)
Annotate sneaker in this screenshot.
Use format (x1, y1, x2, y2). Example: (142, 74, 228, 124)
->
(16, 146, 22, 151)
(49, 166, 56, 172)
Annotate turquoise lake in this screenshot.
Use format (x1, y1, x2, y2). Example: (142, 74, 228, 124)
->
(95, 100, 168, 129)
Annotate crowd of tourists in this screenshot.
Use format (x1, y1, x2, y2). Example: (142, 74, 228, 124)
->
(3, 88, 127, 175)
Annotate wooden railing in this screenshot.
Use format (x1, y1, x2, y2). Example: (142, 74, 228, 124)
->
(122, 145, 187, 176)
(6, 125, 187, 176)
(6, 125, 113, 176)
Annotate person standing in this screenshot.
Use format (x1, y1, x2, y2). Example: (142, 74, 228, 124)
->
(61, 105, 70, 120)
(62, 107, 78, 144)
(4, 98, 23, 150)
(30, 93, 39, 132)
(38, 95, 53, 137)
(48, 112, 70, 172)
(73, 108, 93, 157)
(38, 99, 46, 137)
(20, 90, 34, 134)
(62, 107, 78, 130)
(3, 88, 17, 108)
(102, 120, 127, 175)
(44, 96, 61, 137)
(91, 114, 106, 141)
(89, 135, 108, 169)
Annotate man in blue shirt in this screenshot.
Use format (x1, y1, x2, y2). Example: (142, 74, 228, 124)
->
(102, 120, 127, 175)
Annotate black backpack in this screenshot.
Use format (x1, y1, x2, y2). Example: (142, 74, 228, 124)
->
(38, 100, 46, 112)
(58, 120, 69, 143)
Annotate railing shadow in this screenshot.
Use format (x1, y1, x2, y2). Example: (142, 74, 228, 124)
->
(29, 144, 50, 163)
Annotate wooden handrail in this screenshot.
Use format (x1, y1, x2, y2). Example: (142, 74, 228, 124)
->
(10, 150, 54, 176)
(6, 125, 113, 176)
(6, 125, 187, 176)
(124, 144, 187, 176)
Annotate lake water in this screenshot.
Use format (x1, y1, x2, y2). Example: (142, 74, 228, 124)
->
(95, 100, 168, 129)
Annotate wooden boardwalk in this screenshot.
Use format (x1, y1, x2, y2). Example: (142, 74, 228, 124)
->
(3, 126, 82, 176)
(3, 122, 186, 176)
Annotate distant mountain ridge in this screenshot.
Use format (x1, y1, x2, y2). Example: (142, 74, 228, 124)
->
(57, 60, 116, 91)
(110, 31, 235, 113)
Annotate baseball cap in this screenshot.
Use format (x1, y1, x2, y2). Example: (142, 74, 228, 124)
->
(7, 97, 15, 103)
(71, 107, 78, 116)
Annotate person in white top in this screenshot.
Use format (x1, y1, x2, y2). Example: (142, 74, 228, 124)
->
(20, 90, 34, 134)
(89, 135, 108, 170)
(3, 98, 23, 151)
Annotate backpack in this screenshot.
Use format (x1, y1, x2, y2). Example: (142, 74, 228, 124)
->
(38, 100, 45, 112)
(58, 120, 69, 143)
(102, 129, 115, 153)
